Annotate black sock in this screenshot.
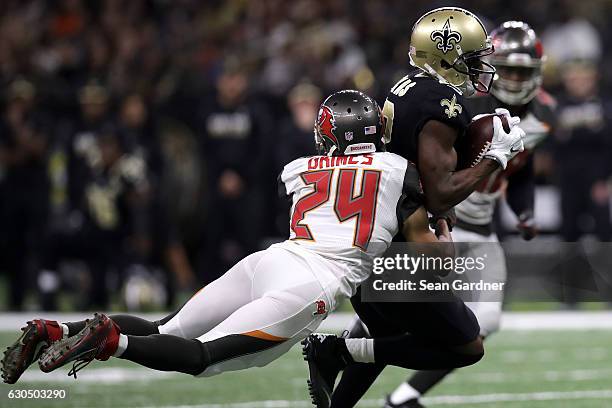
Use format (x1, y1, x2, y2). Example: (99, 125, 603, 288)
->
(65, 315, 160, 337)
(64, 321, 87, 337)
(110, 315, 160, 335)
(374, 334, 482, 370)
(408, 369, 455, 396)
(120, 334, 209, 375)
(120, 333, 281, 376)
(331, 363, 385, 408)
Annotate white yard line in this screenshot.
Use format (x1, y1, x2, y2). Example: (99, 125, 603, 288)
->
(17, 367, 178, 383)
(135, 389, 612, 408)
(1, 311, 612, 332)
(421, 389, 612, 405)
(446, 367, 612, 383)
(16, 366, 612, 385)
(500, 311, 612, 330)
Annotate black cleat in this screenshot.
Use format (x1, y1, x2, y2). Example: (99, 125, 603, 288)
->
(383, 396, 426, 408)
(301, 334, 352, 408)
(1, 320, 56, 384)
(38, 313, 119, 378)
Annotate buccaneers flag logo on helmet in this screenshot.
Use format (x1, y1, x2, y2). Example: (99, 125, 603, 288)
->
(317, 105, 338, 145)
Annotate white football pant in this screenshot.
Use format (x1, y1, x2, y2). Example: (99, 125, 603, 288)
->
(158, 245, 340, 376)
(452, 226, 507, 337)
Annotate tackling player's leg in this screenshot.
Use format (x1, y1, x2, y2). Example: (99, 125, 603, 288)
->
(35, 247, 333, 379)
(1, 307, 188, 383)
(2, 249, 264, 383)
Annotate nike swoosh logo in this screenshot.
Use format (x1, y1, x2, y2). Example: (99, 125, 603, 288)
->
(510, 146, 521, 153)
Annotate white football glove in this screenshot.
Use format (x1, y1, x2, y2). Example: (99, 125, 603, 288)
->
(483, 109, 525, 169)
(493, 108, 520, 125)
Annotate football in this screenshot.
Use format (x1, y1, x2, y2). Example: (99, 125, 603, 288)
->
(457, 113, 511, 169)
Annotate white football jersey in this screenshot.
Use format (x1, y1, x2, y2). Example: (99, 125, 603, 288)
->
(276, 152, 422, 295)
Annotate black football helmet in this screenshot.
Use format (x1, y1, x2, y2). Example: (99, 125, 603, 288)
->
(489, 21, 544, 106)
(314, 90, 385, 156)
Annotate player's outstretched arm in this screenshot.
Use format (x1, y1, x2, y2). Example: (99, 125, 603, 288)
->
(402, 207, 454, 275)
(402, 207, 440, 243)
(418, 120, 500, 215)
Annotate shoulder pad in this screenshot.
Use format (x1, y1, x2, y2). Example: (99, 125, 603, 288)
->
(424, 82, 471, 130)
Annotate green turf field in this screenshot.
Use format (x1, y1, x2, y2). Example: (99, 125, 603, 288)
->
(1, 330, 612, 408)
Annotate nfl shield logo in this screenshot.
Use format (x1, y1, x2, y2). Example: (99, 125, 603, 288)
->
(345, 131, 353, 141)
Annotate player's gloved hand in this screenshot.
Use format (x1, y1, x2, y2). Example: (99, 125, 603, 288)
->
(429, 208, 456, 232)
(483, 110, 525, 170)
(471, 108, 522, 125)
(494, 108, 521, 127)
(516, 211, 537, 241)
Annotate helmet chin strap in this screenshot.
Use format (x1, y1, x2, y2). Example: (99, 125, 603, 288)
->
(423, 63, 448, 84)
(423, 63, 465, 96)
(463, 80, 476, 97)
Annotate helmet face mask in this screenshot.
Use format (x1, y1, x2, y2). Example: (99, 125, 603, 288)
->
(314, 90, 386, 156)
(409, 7, 495, 96)
(489, 21, 544, 106)
(492, 65, 542, 105)
(451, 44, 496, 93)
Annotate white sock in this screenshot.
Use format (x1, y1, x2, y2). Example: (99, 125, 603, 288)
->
(390, 382, 420, 404)
(344, 338, 375, 363)
(114, 334, 128, 357)
(60, 323, 69, 339)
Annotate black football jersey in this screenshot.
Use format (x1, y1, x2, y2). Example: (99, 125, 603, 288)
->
(383, 72, 472, 167)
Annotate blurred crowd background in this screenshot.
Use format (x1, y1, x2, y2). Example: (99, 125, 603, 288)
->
(1, 0, 612, 311)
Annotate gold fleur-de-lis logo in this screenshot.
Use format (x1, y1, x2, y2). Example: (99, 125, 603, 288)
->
(430, 19, 462, 54)
(440, 94, 462, 118)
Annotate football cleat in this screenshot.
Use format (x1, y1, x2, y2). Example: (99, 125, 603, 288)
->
(301, 334, 352, 408)
(38, 313, 120, 378)
(1, 319, 63, 384)
(383, 396, 426, 408)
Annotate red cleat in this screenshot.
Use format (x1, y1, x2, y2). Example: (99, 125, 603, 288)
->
(1, 319, 63, 384)
(38, 313, 120, 378)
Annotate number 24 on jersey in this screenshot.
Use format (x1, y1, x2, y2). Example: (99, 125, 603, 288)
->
(290, 168, 381, 250)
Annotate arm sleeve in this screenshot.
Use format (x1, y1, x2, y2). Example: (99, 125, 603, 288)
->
(506, 154, 535, 219)
(396, 163, 425, 229)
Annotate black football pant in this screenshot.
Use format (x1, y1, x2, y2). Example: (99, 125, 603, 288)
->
(331, 288, 482, 408)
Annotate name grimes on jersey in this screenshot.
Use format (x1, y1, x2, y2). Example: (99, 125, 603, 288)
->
(307, 154, 374, 170)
